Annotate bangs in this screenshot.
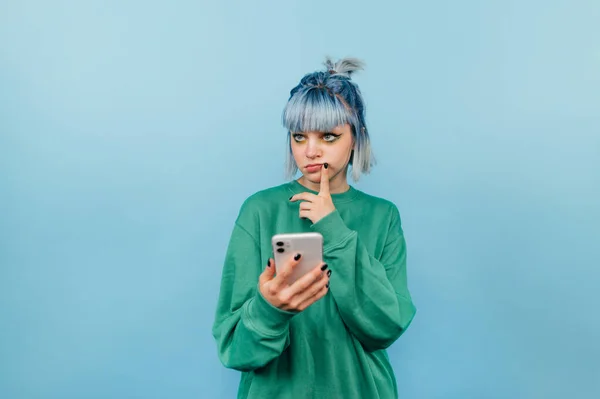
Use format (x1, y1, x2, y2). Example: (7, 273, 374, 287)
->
(282, 88, 356, 133)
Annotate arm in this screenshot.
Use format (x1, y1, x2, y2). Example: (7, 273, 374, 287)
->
(212, 221, 296, 371)
(311, 206, 416, 351)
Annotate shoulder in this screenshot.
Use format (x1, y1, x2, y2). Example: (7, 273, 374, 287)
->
(356, 189, 401, 214)
(239, 182, 292, 211)
(234, 182, 292, 225)
(353, 189, 404, 230)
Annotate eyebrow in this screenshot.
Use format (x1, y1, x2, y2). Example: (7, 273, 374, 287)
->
(290, 130, 344, 136)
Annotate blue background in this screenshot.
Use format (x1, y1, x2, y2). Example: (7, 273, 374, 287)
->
(1, 1, 599, 398)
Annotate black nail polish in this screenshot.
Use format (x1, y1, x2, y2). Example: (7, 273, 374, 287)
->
(289, 196, 292, 200)
(267, 260, 271, 267)
(326, 282, 330, 288)
(321, 263, 328, 271)
(294, 253, 301, 261)
(327, 270, 332, 277)
(324, 163, 328, 169)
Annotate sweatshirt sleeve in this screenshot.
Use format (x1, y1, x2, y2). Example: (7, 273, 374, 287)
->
(310, 205, 416, 351)
(212, 219, 297, 371)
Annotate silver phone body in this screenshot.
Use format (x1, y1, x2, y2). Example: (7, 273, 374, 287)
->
(271, 232, 323, 284)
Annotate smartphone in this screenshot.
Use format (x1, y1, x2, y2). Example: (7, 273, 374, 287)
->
(271, 232, 323, 284)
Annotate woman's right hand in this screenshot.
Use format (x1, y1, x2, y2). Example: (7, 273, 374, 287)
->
(259, 254, 331, 312)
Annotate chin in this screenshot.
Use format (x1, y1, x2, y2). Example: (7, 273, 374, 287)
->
(302, 175, 321, 183)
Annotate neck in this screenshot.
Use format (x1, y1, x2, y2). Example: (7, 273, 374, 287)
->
(297, 169, 350, 194)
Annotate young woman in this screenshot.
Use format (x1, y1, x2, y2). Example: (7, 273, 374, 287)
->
(212, 57, 416, 398)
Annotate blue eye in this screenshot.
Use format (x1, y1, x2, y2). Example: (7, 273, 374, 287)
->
(292, 134, 305, 142)
(323, 133, 340, 142)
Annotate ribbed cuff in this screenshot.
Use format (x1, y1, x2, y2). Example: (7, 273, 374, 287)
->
(245, 287, 297, 336)
(311, 210, 353, 248)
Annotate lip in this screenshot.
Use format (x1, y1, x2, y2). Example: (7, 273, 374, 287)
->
(305, 164, 323, 173)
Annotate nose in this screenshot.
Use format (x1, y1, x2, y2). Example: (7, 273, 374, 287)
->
(304, 137, 321, 159)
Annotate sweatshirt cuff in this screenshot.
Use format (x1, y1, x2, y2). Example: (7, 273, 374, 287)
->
(245, 286, 297, 336)
(311, 210, 354, 249)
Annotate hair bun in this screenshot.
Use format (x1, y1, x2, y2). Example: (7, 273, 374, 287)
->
(324, 56, 365, 78)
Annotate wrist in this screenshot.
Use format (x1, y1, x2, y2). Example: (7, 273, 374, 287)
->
(310, 210, 353, 248)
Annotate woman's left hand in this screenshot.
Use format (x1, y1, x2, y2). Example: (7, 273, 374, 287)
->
(289, 163, 335, 224)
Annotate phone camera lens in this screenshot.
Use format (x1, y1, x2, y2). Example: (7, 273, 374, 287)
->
(277, 248, 285, 253)
(276, 241, 284, 247)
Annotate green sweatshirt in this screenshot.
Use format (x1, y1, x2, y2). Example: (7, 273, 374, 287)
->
(212, 180, 416, 399)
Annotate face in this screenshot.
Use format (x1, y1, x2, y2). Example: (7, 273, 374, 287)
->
(290, 123, 355, 189)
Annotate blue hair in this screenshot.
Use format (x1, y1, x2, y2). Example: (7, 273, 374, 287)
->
(282, 57, 374, 181)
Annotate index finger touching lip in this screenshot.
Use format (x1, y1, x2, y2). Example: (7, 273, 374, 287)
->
(319, 163, 330, 195)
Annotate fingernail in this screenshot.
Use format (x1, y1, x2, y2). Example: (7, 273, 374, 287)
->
(289, 196, 292, 200)
(294, 253, 301, 261)
(321, 263, 328, 271)
(326, 282, 330, 288)
(324, 163, 328, 169)
(327, 270, 332, 277)
(267, 260, 271, 267)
